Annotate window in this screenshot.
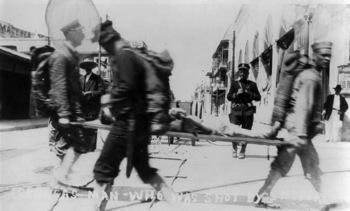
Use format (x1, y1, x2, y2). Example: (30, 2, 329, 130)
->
(251, 32, 260, 80)
(238, 49, 242, 64)
(244, 41, 249, 63)
(253, 32, 259, 58)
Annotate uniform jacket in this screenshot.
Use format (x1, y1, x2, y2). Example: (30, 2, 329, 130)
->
(107, 41, 148, 118)
(323, 94, 348, 121)
(48, 42, 83, 119)
(227, 79, 261, 116)
(80, 73, 105, 120)
(285, 65, 323, 138)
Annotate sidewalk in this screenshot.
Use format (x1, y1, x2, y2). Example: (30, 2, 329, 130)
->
(0, 118, 48, 132)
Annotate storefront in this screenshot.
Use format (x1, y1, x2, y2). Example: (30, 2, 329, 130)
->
(0, 46, 32, 119)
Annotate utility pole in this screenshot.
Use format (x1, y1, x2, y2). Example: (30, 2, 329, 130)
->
(304, 5, 315, 56)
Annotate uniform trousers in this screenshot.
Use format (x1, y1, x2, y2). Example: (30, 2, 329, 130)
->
(93, 115, 157, 185)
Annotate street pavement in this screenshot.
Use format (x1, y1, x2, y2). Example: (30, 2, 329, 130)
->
(1, 120, 350, 211)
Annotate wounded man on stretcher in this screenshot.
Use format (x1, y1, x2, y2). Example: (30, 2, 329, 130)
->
(99, 106, 296, 146)
(167, 108, 282, 142)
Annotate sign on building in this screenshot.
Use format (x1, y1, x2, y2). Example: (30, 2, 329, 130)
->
(0, 21, 48, 38)
(129, 41, 148, 50)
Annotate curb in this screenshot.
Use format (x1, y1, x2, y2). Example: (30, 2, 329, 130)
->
(0, 123, 47, 132)
(0, 119, 48, 132)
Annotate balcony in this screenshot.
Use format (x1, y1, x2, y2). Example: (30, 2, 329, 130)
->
(219, 58, 228, 69)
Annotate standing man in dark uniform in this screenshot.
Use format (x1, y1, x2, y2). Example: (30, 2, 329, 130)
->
(79, 58, 105, 151)
(227, 63, 261, 159)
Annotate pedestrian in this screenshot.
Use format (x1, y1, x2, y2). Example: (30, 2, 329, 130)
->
(175, 100, 181, 141)
(91, 20, 179, 211)
(47, 20, 89, 185)
(227, 63, 261, 159)
(322, 84, 348, 142)
(79, 58, 105, 151)
(253, 41, 332, 209)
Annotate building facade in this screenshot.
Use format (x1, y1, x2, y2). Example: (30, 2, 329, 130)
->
(209, 4, 350, 141)
(0, 21, 150, 119)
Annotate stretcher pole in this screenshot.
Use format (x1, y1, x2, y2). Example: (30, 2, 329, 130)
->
(70, 121, 290, 147)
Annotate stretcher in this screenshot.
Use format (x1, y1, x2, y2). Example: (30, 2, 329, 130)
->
(71, 120, 290, 147)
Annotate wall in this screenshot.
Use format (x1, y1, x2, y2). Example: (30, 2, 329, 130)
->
(233, 4, 285, 124)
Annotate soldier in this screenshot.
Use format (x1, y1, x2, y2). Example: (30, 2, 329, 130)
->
(91, 20, 179, 211)
(253, 42, 332, 209)
(48, 20, 88, 184)
(227, 63, 261, 159)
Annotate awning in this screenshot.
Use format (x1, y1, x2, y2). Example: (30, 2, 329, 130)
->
(0, 46, 30, 62)
(276, 28, 295, 50)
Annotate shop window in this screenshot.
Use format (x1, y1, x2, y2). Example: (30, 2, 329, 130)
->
(251, 32, 260, 81)
(250, 57, 259, 80)
(253, 32, 259, 58)
(238, 49, 242, 64)
(244, 41, 249, 63)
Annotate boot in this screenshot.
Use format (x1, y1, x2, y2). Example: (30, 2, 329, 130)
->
(55, 147, 80, 185)
(92, 181, 112, 211)
(258, 169, 282, 196)
(254, 170, 283, 209)
(253, 192, 282, 209)
(148, 174, 174, 203)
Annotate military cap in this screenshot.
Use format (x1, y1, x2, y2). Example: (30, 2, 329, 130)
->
(99, 20, 121, 44)
(61, 20, 83, 36)
(238, 63, 250, 71)
(311, 41, 332, 53)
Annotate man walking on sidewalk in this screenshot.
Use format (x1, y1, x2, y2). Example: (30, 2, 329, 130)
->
(227, 63, 261, 159)
(253, 41, 332, 209)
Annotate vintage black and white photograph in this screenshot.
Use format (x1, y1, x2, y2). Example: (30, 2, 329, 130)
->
(1, 0, 350, 210)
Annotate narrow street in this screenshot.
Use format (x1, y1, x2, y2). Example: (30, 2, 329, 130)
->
(1, 126, 350, 211)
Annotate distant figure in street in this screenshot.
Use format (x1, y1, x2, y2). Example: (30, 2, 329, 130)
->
(253, 42, 332, 209)
(175, 100, 181, 141)
(176, 100, 181, 108)
(227, 63, 261, 159)
(47, 20, 89, 185)
(323, 84, 348, 142)
(79, 58, 105, 151)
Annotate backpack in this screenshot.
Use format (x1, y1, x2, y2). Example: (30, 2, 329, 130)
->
(138, 49, 173, 135)
(31, 45, 55, 118)
(100, 47, 174, 135)
(270, 50, 309, 130)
